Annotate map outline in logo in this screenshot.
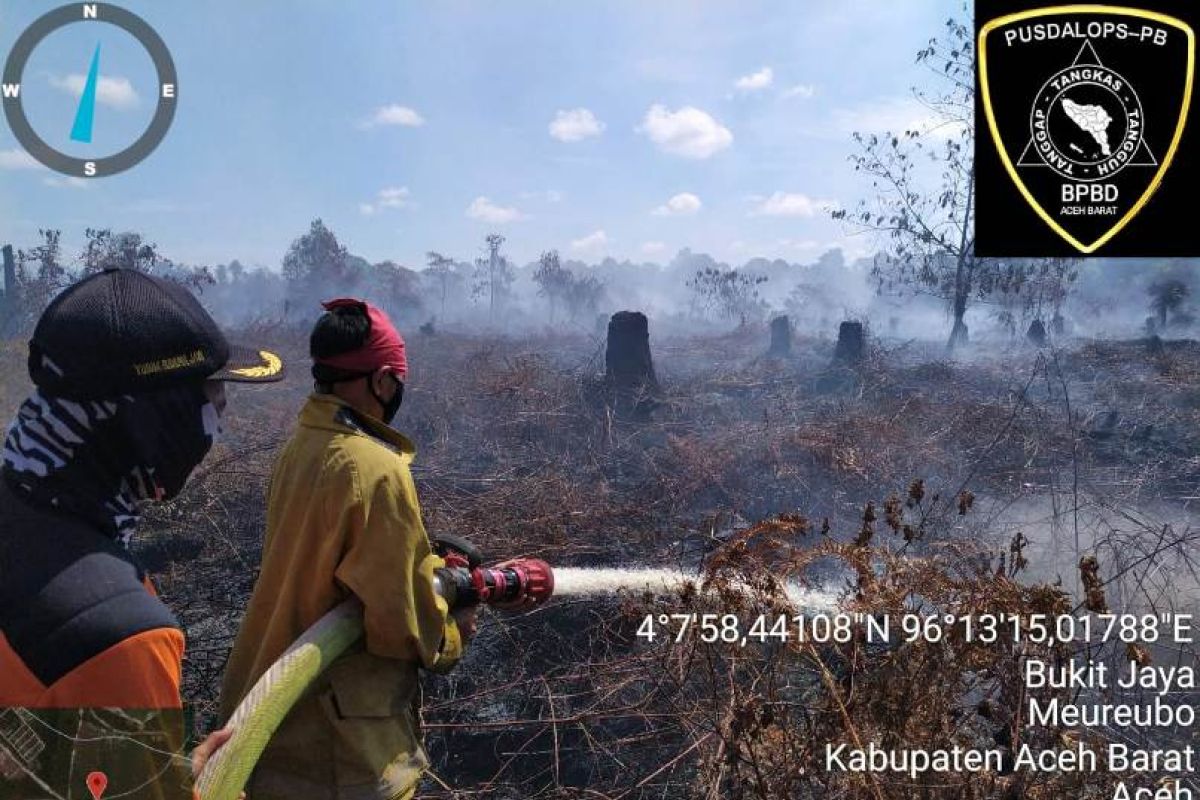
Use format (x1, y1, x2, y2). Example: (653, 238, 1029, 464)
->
(978, 4, 1195, 254)
(1018, 41, 1157, 181)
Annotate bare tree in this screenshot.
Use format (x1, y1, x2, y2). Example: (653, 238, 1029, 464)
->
(834, 16, 1036, 349)
(993, 257, 1078, 337)
(687, 266, 768, 326)
(80, 228, 162, 274)
(424, 251, 458, 321)
(75, 228, 214, 292)
(13, 229, 69, 325)
(1148, 278, 1190, 329)
(472, 233, 514, 323)
(532, 250, 572, 324)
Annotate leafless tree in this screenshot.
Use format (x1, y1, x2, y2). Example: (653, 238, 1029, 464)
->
(472, 233, 514, 323)
(834, 15, 1041, 350)
(532, 250, 572, 324)
(687, 266, 768, 326)
(1148, 278, 1190, 329)
(425, 251, 458, 321)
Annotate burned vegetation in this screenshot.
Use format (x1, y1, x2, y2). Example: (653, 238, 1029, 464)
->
(3, 310, 1193, 799)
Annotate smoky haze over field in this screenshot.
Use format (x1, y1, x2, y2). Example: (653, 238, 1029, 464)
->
(2, 221, 1199, 346)
(198, 240, 1200, 344)
(215, 236, 1200, 343)
(38, 238, 1200, 344)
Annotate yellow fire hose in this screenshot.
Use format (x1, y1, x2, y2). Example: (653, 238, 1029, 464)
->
(194, 549, 554, 799)
(194, 598, 364, 800)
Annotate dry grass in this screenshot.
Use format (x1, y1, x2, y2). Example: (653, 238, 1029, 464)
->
(0, 340, 29, 422)
(2, 324, 1197, 798)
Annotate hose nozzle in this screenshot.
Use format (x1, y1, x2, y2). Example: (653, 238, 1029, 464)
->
(432, 535, 554, 610)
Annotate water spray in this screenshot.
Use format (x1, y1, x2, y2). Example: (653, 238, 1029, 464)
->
(197, 541, 837, 799)
(551, 567, 840, 611)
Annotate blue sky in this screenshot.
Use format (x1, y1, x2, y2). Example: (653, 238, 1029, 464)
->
(1, 0, 959, 270)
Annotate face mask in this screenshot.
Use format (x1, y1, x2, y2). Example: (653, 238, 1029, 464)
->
(0, 384, 215, 544)
(202, 400, 222, 444)
(128, 386, 217, 500)
(371, 378, 404, 425)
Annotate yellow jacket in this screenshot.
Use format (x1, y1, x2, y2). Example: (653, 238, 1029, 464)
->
(219, 394, 463, 800)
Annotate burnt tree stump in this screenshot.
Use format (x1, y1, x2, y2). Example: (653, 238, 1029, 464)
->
(606, 311, 658, 388)
(832, 321, 865, 365)
(1026, 319, 1048, 347)
(767, 315, 792, 357)
(604, 311, 659, 417)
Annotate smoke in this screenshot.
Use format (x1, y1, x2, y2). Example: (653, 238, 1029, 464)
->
(967, 493, 1200, 612)
(196, 241, 889, 340)
(11, 222, 1199, 344)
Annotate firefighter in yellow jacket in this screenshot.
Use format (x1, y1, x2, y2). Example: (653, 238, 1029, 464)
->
(219, 299, 473, 800)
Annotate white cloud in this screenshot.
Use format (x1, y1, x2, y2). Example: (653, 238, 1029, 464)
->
(360, 104, 425, 129)
(377, 186, 410, 208)
(734, 66, 773, 92)
(549, 108, 605, 142)
(49, 73, 139, 110)
(466, 196, 526, 224)
(751, 191, 838, 218)
(641, 241, 667, 257)
(638, 104, 733, 159)
(359, 186, 411, 215)
(0, 148, 41, 170)
(781, 83, 816, 99)
(832, 96, 963, 139)
(651, 192, 702, 217)
(570, 229, 609, 256)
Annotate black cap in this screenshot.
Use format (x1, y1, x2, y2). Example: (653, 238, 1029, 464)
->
(29, 268, 285, 399)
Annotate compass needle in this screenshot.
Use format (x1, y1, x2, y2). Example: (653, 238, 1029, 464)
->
(69, 42, 101, 144)
(4, 5, 177, 177)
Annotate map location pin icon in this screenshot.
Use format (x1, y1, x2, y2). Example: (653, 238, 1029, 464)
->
(86, 771, 108, 800)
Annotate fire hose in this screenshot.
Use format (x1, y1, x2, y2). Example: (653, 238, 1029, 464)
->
(194, 536, 554, 800)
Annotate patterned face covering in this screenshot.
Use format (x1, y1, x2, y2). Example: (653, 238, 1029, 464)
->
(1, 384, 218, 547)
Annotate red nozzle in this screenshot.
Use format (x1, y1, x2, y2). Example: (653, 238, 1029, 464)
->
(513, 558, 554, 603)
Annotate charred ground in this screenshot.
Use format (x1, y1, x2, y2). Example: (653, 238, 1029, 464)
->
(1, 323, 1197, 799)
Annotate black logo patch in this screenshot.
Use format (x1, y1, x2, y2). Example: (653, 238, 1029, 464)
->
(976, 3, 1196, 256)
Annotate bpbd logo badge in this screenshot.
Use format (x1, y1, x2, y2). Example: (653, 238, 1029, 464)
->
(976, 3, 1197, 256)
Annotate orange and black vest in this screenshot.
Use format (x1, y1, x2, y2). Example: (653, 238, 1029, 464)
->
(0, 476, 185, 708)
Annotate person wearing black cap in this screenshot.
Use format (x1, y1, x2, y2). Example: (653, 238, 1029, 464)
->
(0, 268, 283, 797)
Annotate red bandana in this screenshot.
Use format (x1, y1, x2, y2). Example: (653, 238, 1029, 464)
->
(315, 298, 408, 379)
